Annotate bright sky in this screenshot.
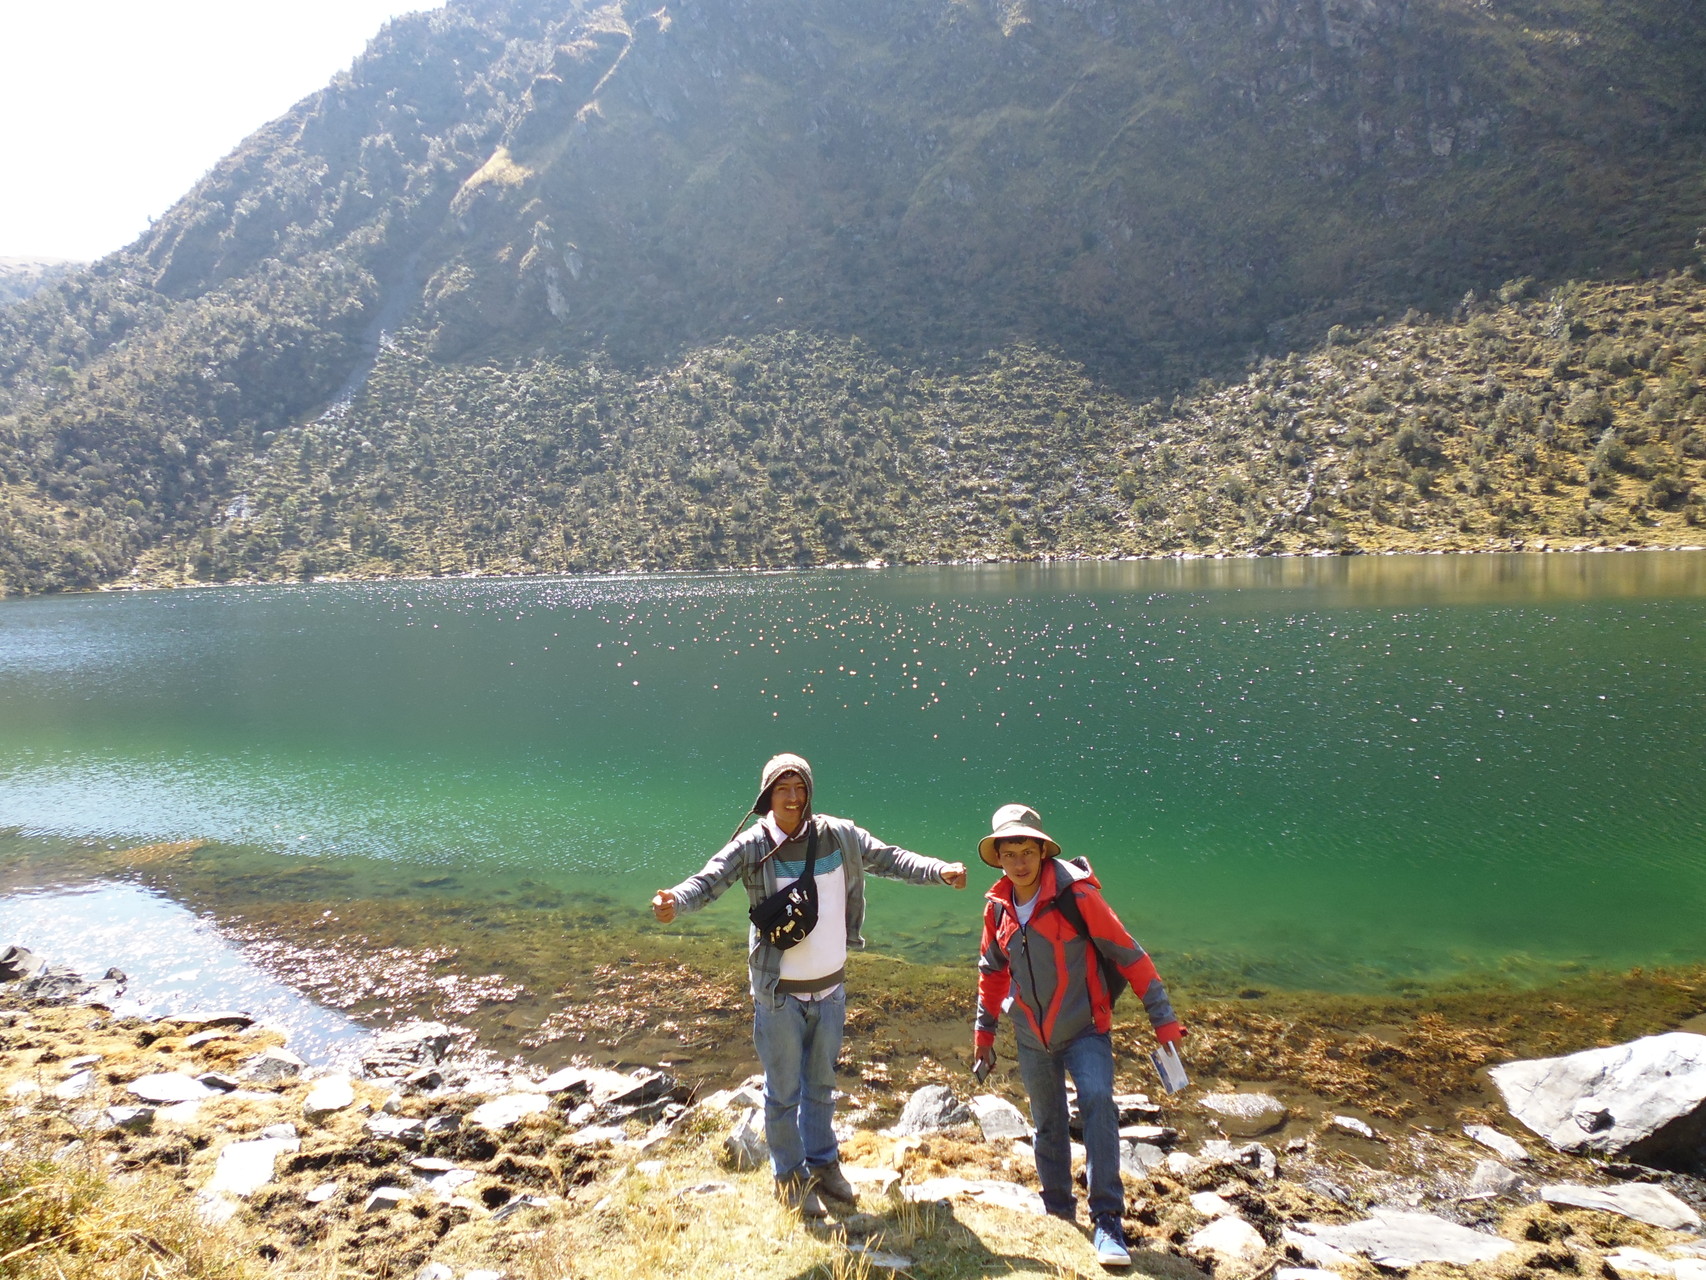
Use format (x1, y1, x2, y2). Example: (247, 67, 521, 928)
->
(0, 1, 436, 262)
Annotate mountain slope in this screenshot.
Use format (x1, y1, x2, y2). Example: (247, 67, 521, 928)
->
(3, 0, 1706, 592)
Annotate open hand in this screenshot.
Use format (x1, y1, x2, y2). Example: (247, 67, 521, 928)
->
(651, 889, 677, 923)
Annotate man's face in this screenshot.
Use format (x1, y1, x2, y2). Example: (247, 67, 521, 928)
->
(769, 773, 809, 834)
(997, 837, 1044, 898)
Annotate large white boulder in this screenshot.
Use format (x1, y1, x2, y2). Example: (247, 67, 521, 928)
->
(1489, 1032, 1706, 1166)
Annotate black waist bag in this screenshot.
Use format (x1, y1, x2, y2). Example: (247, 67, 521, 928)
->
(749, 822, 819, 949)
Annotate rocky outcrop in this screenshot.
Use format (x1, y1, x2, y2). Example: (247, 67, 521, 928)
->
(1490, 1033, 1706, 1170)
(0, 945, 125, 1005)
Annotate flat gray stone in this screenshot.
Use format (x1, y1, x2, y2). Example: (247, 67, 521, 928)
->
(303, 1075, 355, 1119)
(185, 1030, 235, 1049)
(413, 1264, 453, 1280)
(105, 1105, 155, 1131)
(366, 1115, 427, 1141)
(1186, 1215, 1267, 1268)
(1281, 1228, 1356, 1270)
(54, 1069, 95, 1100)
(1465, 1123, 1530, 1163)
(1199, 1091, 1288, 1137)
(889, 1084, 971, 1135)
(1490, 1032, 1706, 1166)
(205, 1136, 300, 1198)
(902, 1176, 1044, 1215)
(1540, 1183, 1703, 1231)
(1331, 1114, 1377, 1139)
(129, 1072, 216, 1103)
(363, 1186, 409, 1212)
(307, 1181, 340, 1204)
(196, 1071, 240, 1093)
(848, 1243, 915, 1270)
(64, 1054, 100, 1070)
(723, 1106, 768, 1171)
(1469, 1159, 1523, 1198)
(1296, 1209, 1517, 1268)
(158, 1011, 254, 1032)
(1121, 1141, 1166, 1177)
(468, 1092, 549, 1130)
(243, 1048, 306, 1083)
(967, 1094, 1030, 1141)
(490, 1194, 549, 1221)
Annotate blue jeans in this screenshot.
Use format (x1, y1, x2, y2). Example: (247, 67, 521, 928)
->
(752, 988, 845, 1180)
(1016, 1029, 1123, 1222)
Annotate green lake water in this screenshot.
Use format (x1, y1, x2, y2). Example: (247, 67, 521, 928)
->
(2, 553, 1704, 996)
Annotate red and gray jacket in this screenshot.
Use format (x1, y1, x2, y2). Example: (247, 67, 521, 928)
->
(975, 857, 1179, 1054)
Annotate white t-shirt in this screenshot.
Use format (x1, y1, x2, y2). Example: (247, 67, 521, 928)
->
(764, 815, 847, 998)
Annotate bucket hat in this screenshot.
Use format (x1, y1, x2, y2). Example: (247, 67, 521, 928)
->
(977, 803, 1061, 868)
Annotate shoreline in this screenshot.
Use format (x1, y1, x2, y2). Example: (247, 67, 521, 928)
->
(23, 536, 1706, 597)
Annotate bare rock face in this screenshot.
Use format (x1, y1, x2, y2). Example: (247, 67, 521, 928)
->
(1489, 1032, 1706, 1170)
(1292, 1210, 1517, 1269)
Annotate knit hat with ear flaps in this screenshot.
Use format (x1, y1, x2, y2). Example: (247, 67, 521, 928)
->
(755, 752, 814, 815)
(977, 803, 1061, 868)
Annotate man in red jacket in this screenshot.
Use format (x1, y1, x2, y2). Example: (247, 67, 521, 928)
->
(972, 804, 1186, 1269)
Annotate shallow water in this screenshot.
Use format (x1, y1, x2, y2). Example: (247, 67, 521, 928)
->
(2, 553, 1704, 994)
(0, 871, 364, 1063)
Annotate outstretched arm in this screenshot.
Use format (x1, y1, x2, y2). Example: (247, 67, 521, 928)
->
(852, 823, 967, 887)
(651, 838, 748, 921)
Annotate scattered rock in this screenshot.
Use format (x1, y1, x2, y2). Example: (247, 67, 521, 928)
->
(367, 1115, 427, 1142)
(414, 1264, 454, 1280)
(1294, 1210, 1518, 1267)
(1199, 1091, 1288, 1137)
(902, 1176, 1045, 1215)
(363, 1186, 410, 1213)
(257, 1123, 298, 1141)
(848, 1243, 915, 1270)
(303, 1076, 356, 1119)
(1117, 1124, 1176, 1145)
(104, 1105, 155, 1131)
(677, 1181, 735, 1198)
(129, 1072, 216, 1103)
(1121, 1141, 1166, 1177)
(307, 1182, 340, 1204)
(468, 1092, 550, 1130)
(490, 1194, 550, 1221)
(53, 1069, 94, 1099)
(196, 1071, 240, 1093)
(1281, 1227, 1356, 1270)
(843, 1165, 902, 1197)
(724, 1106, 768, 1171)
(157, 1012, 254, 1032)
(1330, 1114, 1377, 1139)
(185, 1030, 234, 1049)
(0, 946, 126, 1005)
(1186, 1214, 1268, 1268)
(888, 1084, 972, 1135)
(1190, 1191, 1236, 1218)
(1465, 1123, 1530, 1163)
(205, 1136, 301, 1198)
(1112, 1092, 1161, 1123)
(1468, 1159, 1523, 1198)
(63, 1054, 100, 1070)
(968, 1094, 1030, 1141)
(1490, 1032, 1706, 1167)
(244, 1047, 306, 1083)
(360, 1022, 459, 1077)
(1540, 1182, 1703, 1231)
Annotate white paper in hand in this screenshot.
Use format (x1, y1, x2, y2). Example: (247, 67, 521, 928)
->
(1149, 1042, 1188, 1093)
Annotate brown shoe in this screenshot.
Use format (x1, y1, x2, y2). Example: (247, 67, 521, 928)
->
(808, 1161, 858, 1210)
(776, 1170, 828, 1219)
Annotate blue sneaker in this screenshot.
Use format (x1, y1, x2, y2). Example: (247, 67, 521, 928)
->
(1092, 1216, 1131, 1268)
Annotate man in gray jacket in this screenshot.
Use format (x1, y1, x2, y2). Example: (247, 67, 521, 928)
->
(652, 753, 967, 1216)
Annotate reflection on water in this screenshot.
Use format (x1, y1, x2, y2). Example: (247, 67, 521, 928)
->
(1, 552, 1704, 993)
(0, 874, 365, 1064)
